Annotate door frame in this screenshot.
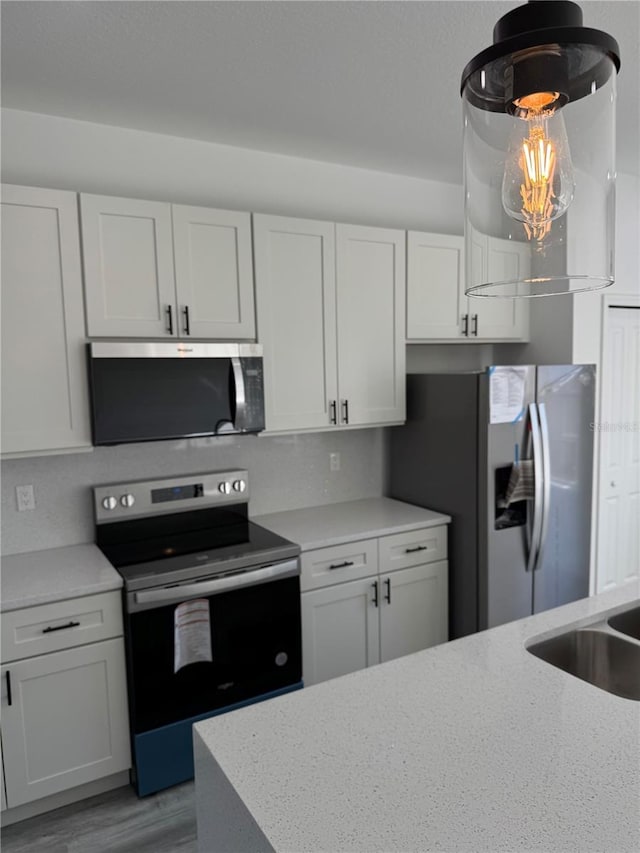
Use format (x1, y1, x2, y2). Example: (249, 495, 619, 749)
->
(593, 293, 640, 593)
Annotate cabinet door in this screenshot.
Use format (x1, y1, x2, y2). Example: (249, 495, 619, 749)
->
(254, 214, 338, 432)
(1, 185, 91, 455)
(1, 639, 131, 808)
(80, 193, 176, 337)
(336, 224, 406, 425)
(379, 560, 448, 664)
(301, 578, 380, 686)
(407, 232, 465, 340)
(470, 236, 529, 340)
(172, 205, 255, 340)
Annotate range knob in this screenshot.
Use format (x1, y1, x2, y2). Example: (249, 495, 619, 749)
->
(101, 496, 117, 511)
(233, 479, 247, 493)
(218, 481, 232, 495)
(120, 494, 135, 508)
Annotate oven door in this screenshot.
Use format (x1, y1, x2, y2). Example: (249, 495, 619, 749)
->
(125, 560, 301, 734)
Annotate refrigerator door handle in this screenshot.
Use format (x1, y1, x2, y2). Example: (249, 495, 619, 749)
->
(534, 402, 551, 573)
(526, 403, 544, 573)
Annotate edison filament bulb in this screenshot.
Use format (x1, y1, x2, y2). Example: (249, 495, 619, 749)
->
(501, 92, 575, 243)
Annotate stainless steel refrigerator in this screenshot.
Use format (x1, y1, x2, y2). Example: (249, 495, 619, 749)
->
(387, 365, 596, 639)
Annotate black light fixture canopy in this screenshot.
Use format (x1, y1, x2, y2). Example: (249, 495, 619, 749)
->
(461, 0, 620, 112)
(460, 0, 622, 298)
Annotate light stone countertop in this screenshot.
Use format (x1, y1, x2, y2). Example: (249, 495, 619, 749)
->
(254, 497, 451, 551)
(194, 580, 640, 853)
(1, 543, 122, 612)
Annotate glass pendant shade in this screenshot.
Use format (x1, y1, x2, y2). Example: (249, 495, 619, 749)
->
(461, 1, 620, 297)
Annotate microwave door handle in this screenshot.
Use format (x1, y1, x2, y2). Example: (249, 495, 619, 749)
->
(230, 357, 247, 431)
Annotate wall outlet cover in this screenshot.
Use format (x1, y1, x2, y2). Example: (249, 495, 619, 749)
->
(16, 484, 36, 511)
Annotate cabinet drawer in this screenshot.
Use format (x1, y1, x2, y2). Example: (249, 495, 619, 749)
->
(301, 539, 378, 592)
(378, 526, 447, 573)
(1, 592, 124, 663)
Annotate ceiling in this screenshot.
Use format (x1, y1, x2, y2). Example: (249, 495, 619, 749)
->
(2, 1, 638, 183)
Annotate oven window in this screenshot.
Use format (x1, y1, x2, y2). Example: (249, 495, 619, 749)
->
(126, 576, 302, 733)
(89, 357, 235, 444)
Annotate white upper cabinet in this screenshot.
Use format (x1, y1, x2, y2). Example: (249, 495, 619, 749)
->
(80, 194, 255, 340)
(407, 230, 529, 342)
(1, 184, 92, 456)
(81, 194, 176, 338)
(407, 232, 466, 340)
(171, 205, 255, 339)
(253, 214, 338, 432)
(254, 215, 405, 433)
(335, 224, 406, 426)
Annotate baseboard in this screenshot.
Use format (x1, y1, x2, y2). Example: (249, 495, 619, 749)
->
(1, 771, 131, 827)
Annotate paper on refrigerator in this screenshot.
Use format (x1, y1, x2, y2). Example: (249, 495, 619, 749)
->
(489, 366, 527, 424)
(174, 598, 213, 673)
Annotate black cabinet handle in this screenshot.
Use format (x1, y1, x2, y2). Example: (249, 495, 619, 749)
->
(329, 400, 337, 425)
(42, 620, 80, 634)
(6, 671, 12, 706)
(405, 545, 427, 554)
(384, 577, 391, 604)
(462, 314, 469, 336)
(328, 561, 354, 570)
(472, 314, 478, 336)
(183, 305, 191, 336)
(166, 304, 174, 334)
(342, 399, 349, 424)
(371, 581, 379, 608)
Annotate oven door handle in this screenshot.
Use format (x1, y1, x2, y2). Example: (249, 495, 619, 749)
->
(130, 559, 300, 610)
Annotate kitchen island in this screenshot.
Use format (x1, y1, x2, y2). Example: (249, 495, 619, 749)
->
(194, 581, 640, 853)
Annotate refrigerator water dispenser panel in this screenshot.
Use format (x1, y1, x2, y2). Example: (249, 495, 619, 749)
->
(495, 466, 527, 530)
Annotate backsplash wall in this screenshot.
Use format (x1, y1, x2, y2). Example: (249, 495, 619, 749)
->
(1, 429, 384, 555)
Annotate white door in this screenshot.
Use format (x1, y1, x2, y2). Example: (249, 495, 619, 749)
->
(471, 237, 529, 340)
(335, 224, 406, 426)
(407, 232, 466, 340)
(301, 577, 380, 686)
(597, 307, 640, 591)
(172, 205, 255, 340)
(253, 214, 338, 432)
(80, 193, 176, 337)
(1, 185, 92, 455)
(1, 738, 6, 812)
(379, 561, 448, 664)
(1, 639, 131, 807)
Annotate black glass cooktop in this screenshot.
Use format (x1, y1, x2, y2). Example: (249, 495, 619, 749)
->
(96, 506, 299, 590)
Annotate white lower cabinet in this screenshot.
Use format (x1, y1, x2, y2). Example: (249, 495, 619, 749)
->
(0, 593, 131, 811)
(379, 561, 448, 664)
(301, 527, 448, 686)
(301, 577, 381, 685)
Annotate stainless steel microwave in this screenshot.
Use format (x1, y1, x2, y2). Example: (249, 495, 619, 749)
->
(87, 342, 265, 446)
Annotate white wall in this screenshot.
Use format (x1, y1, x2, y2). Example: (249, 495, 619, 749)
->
(0, 108, 463, 231)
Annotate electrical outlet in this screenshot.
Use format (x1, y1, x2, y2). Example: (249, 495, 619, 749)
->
(16, 484, 36, 512)
(329, 452, 341, 472)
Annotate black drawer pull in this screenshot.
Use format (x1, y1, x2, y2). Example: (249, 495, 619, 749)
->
(405, 545, 428, 554)
(6, 671, 12, 706)
(42, 620, 80, 634)
(328, 561, 355, 570)
(372, 581, 379, 608)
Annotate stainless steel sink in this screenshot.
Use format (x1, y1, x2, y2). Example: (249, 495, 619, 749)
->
(528, 627, 640, 701)
(608, 605, 640, 641)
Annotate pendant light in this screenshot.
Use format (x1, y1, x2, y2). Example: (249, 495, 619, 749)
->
(460, 0, 620, 297)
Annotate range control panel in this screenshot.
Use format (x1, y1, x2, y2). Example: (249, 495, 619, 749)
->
(94, 470, 249, 523)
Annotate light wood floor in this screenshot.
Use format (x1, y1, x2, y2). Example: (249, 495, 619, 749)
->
(1, 781, 197, 853)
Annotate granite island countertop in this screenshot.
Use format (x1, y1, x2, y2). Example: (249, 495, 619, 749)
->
(1, 544, 123, 612)
(194, 580, 640, 853)
(254, 497, 451, 551)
